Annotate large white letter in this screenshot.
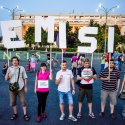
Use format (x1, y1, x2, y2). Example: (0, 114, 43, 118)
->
(1, 20, 25, 49)
(78, 27, 98, 53)
(35, 16, 54, 43)
(108, 27, 114, 53)
(59, 22, 66, 48)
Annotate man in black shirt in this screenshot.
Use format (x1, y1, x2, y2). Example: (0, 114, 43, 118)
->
(99, 59, 120, 119)
(77, 58, 97, 119)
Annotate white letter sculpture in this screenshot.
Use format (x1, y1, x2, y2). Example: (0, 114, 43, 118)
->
(1, 20, 25, 49)
(78, 27, 98, 53)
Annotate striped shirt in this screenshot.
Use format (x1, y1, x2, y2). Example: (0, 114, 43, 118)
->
(99, 67, 120, 91)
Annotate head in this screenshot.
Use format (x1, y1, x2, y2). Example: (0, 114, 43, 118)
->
(11, 56, 19, 66)
(40, 63, 47, 72)
(61, 60, 67, 71)
(84, 58, 90, 68)
(32, 54, 35, 57)
(109, 59, 114, 69)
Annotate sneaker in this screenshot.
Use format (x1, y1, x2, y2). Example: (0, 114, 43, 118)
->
(110, 113, 116, 119)
(99, 112, 105, 118)
(59, 114, 65, 120)
(68, 115, 77, 121)
(42, 113, 47, 118)
(37, 116, 41, 122)
(89, 112, 96, 119)
(77, 112, 82, 119)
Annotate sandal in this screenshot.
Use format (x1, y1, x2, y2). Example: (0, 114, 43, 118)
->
(10, 114, 18, 120)
(24, 114, 30, 121)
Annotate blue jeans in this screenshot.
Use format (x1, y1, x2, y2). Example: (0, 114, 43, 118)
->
(58, 91, 73, 104)
(119, 61, 123, 71)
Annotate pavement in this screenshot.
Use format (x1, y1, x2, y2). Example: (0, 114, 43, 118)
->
(0, 57, 125, 125)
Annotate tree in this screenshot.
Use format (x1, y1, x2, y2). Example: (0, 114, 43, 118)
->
(23, 27, 35, 47)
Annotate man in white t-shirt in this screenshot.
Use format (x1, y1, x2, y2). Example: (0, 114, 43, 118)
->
(56, 60, 77, 122)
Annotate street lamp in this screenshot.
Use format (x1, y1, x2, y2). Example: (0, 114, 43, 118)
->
(96, 3, 119, 53)
(0, 5, 24, 52)
(0, 5, 24, 20)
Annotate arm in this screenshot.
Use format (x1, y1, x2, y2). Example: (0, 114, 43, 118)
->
(5, 68, 10, 80)
(120, 75, 125, 93)
(71, 78, 75, 95)
(34, 75, 38, 93)
(49, 71, 53, 80)
(56, 75, 63, 84)
(77, 75, 83, 81)
(100, 76, 110, 81)
(117, 79, 120, 92)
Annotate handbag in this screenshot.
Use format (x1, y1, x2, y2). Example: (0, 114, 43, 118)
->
(9, 68, 20, 92)
(118, 83, 125, 100)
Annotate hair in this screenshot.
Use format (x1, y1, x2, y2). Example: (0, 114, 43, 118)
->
(11, 56, 19, 62)
(61, 60, 67, 64)
(110, 58, 114, 62)
(40, 63, 47, 67)
(84, 58, 90, 63)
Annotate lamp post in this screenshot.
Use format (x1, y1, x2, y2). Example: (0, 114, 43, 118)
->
(96, 4, 119, 53)
(1, 5, 24, 20)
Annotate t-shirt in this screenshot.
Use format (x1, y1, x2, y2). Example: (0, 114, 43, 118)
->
(30, 57, 37, 63)
(112, 53, 118, 63)
(8, 66, 27, 91)
(99, 67, 120, 91)
(56, 69, 73, 92)
(77, 66, 97, 89)
(36, 71, 50, 92)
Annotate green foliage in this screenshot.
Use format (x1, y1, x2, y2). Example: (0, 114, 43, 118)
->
(23, 27, 35, 47)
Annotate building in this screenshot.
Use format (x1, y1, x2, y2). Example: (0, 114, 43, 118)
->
(14, 14, 125, 38)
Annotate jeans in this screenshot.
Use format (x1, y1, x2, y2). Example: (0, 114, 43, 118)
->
(119, 61, 123, 71)
(58, 91, 73, 104)
(100, 64, 105, 73)
(122, 100, 125, 118)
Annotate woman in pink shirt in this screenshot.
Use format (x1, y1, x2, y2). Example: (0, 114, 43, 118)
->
(34, 63, 53, 122)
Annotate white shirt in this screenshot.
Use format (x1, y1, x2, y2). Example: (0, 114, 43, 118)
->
(8, 66, 27, 90)
(56, 69, 73, 92)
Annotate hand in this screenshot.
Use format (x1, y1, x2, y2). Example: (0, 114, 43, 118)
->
(24, 86, 28, 93)
(106, 76, 110, 81)
(72, 89, 75, 95)
(60, 75, 63, 79)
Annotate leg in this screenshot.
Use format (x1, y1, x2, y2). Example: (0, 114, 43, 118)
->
(36, 92, 42, 116)
(78, 88, 85, 114)
(86, 89, 93, 114)
(109, 91, 117, 114)
(122, 100, 125, 118)
(100, 90, 108, 113)
(58, 91, 65, 115)
(41, 92, 49, 113)
(9, 91, 18, 120)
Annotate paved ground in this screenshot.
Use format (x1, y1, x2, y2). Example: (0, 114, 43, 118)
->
(0, 57, 125, 125)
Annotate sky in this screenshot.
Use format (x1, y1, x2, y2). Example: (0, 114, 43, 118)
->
(0, 0, 125, 35)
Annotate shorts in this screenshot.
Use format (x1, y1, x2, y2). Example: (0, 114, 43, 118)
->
(9, 88, 26, 107)
(101, 90, 117, 105)
(78, 88, 93, 103)
(58, 91, 73, 104)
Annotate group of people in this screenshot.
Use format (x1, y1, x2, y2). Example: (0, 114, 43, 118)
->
(2, 53, 125, 123)
(100, 50, 125, 72)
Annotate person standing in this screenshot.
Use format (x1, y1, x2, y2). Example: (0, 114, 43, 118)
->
(100, 53, 106, 72)
(34, 63, 53, 122)
(56, 60, 77, 121)
(5, 56, 30, 121)
(29, 54, 37, 72)
(119, 74, 125, 119)
(99, 59, 120, 119)
(77, 58, 97, 119)
(71, 53, 78, 76)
